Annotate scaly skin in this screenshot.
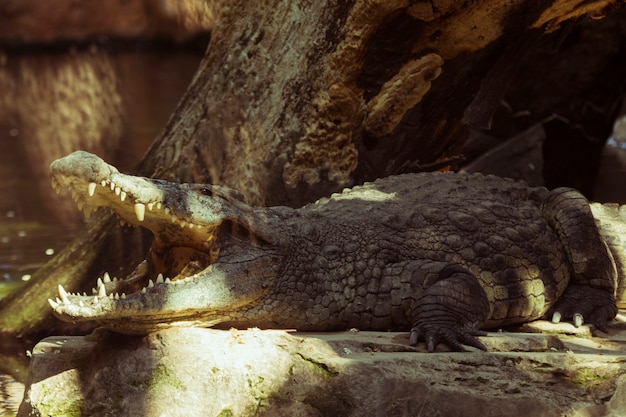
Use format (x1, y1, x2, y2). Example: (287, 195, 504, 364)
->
(47, 151, 618, 351)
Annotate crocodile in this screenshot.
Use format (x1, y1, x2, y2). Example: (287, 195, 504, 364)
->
(47, 151, 620, 352)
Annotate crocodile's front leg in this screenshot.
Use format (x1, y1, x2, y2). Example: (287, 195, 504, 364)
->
(409, 264, 490, 352)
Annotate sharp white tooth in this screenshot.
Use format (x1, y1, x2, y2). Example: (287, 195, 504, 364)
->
(189, 223, 195, 229)
(110, 181, 116, 191)
(171, 214, 177, 223)
(114, 293, 120, 300)
(97, 278, 104, 288)
(56, 297, 62, 304)
(164, 207, 170, 215)
(82, 292, 87, 296)
(108, 294, 113, 300)
(120, 191, 127, 202)
(103, 272, 111, 283)
(165, 277, 171, 284)
(147, 203, 154, 211)
(180, 220, 186, 228)
(101, 180, 107, 187)
(48, 299, 59, 309)
(156, 202, 162, 210)
(156, 273, 164, 284)
(121, 293, 126, 299)
(88, 182, 97, 197)
(134, 203, 146, 221)
(92, 288, 97, 294)
(98, 283, 106, 298)
(58, 285, 70, 304)
(141, 287, 147, 294)
(148, 279, 154, 288)
(115, 186, 121, 196)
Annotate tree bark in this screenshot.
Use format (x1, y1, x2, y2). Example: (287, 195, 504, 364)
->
(1, 0, 624, 340)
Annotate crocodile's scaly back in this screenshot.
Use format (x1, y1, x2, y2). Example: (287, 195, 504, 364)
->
(47, 152, 618, 351)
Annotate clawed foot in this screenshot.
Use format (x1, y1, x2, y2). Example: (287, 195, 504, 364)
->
(409, 322, 488, 352)
(549, 285, 617, 332)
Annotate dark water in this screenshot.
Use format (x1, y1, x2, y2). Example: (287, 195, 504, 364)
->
(0, 41, 203, 414)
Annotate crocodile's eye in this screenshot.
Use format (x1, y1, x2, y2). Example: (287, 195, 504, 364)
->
(198, 187, 213, 196)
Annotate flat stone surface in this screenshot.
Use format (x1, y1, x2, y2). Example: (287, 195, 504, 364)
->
(17, 322, 626, 417)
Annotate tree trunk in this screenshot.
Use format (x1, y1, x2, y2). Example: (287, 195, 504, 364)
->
(1, 0, 623, 340)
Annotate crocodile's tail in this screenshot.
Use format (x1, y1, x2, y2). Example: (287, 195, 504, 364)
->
(591, 202, 626, 308)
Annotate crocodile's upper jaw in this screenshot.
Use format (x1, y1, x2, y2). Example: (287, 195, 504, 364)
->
(47, 151, 276, 333)
(50, 151, 220, 280)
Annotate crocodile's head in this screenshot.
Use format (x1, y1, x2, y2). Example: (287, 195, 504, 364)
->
(48, 151, 282, 334)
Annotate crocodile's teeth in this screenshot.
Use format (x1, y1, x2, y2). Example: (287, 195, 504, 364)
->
(97, 278, 104, 288)
(134, 203, 146, 222)
(171, 214, 177, 223)
(121, 293, 126, 299)
(103, 272, 111, 283)
(141, 287, 147, 294)
(114, 293, 120, 300)
(188, 223, 195, 229)
(115, 186, 121, 196)
(120, 191, 127, 202)
(551, 311, 561, 323)
(148, 279, 154, 288)
(58, 285, 70, 304)
(110, 181, 116, 191)
(101, 180, 107, 187)
(147, 203, 154, 211)
(164, 207, 170, 215)
(88, 182, 97, 197)
(98, 282, 107, 298)
(156, 273, 164, 284)
(93, 296, 99, 304)
(156, 202, 162, 210)
(180, 220, 187, 228)
(48, 298, 59, 309)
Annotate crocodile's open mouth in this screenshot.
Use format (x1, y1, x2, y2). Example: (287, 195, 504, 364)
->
(55, 176, 220, 298)
(46, 151, 253, 319)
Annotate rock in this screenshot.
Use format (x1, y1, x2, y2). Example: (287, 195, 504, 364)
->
(17, 324, 626, 417)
